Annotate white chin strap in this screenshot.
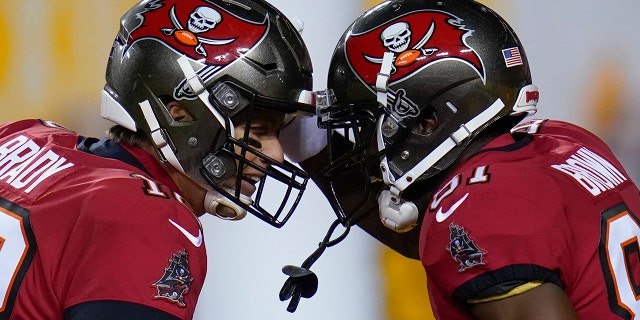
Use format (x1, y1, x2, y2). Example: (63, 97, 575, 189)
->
(111, 55, 236, 173)
(374, 52, 421, 233)
(375, 98, 505, 232)
(178, 54, 252, 221)
(176, 55, 230, 133)
(373, 50, 516, 232)
(204, 188, 252, 221)
(378, 98, 506, 192)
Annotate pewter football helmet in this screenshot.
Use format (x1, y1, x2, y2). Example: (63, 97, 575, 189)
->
(102, 0, 314, 227)
(318, 0, 538, 231)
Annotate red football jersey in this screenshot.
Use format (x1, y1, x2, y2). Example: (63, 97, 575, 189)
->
(0, 119, 207, 319)
(420, 119, 640, 319)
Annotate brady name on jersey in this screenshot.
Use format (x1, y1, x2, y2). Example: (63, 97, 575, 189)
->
(0, 119, 206, 319)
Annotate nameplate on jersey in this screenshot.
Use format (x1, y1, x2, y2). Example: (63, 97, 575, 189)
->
(0, 135, 75, 193)
(551, 147, 626, 196)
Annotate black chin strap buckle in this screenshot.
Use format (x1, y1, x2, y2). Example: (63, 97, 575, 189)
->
(279, 219, 350, 312)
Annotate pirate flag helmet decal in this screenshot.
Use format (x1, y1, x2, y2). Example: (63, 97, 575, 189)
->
(127, 0, 268, 65)
(317, 0, 539, 230)
(102, 0, 314, 227)
(346, 10, 485, 87)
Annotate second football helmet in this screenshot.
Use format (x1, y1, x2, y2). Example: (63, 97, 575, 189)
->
(318, 0, 539, 231)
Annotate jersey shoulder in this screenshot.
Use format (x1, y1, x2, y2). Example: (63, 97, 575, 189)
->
(0, 119, 84, 199)
(513, 118, 614, 156)
(0, 119, 77, 139)
(0, 119, 171, 205)
(462, 118, 630, 197)
(49, 164, 195, 221)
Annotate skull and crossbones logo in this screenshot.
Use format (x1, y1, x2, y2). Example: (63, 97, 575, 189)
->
(381, 22, 412, 53)
(187, 6, 221, 33)
(365, 21, 438, 72)
(161, 5, 235, 56)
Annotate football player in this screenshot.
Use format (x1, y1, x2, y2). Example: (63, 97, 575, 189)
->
(0, 0, 313, 319)
(281, 0, 640, 318)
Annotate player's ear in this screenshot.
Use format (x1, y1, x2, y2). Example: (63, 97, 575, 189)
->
(167, 102, 193, 121)
(412, 110, 438, 135)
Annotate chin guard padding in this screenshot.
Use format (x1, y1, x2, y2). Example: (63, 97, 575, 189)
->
(377, 189, 419, 232)
(203, 189, 250, 220)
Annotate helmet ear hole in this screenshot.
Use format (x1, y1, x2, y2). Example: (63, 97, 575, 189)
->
(166, 102, 193, 122)
(412, 117, 437, 136)
(411, 108, 438, 136)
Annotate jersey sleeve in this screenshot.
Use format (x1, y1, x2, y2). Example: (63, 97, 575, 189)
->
(41, 171, 207, 319)
(420, 163, 570, 305)
(420, 120, 640, 318)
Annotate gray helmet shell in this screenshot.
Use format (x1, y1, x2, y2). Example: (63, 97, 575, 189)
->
(319, 0, 539, 225)
(102, 0, 313, 226)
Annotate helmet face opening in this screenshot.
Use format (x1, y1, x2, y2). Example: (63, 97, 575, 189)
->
(200, 136, 309, 228)
(315, 95, 389, 224)
(318, 0, 538, 226)
(201, 90, 311, 227)
(318, 99, 381, 176)
(103, 0, 314, 226)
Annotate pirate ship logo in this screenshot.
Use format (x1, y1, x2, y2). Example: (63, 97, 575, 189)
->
(152, 249, 193, 307)
(126, 0, 268, 65)
(448, 223, 486, 272)
(346, 10, 484, 85)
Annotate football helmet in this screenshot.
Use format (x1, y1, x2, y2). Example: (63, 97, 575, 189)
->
(101, 0, 314, 227)
(318, 0, 539, 231)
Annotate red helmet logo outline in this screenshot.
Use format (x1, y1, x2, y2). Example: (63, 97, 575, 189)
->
(345, 10, 485, 87)
(127, 0, 268, 66)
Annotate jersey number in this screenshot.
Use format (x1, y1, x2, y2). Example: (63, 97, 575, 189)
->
(601, 203, 640, 319)
(0, 199, 35, 319)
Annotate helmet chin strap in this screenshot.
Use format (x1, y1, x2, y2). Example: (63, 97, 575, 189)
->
(146, 55, 251, 220)
(139, 99, 185, 171)
(176, 55, 232, 134)
(375, 99, 505, 232)
(177, 54, 248, 219)
(373, 51, 511, 232)
(373, 52, 419, 232)
(377, 189, 419, 232)
(375, 52, 394, 109)
(204, 187, 252, 220)
(375, 98, 505, 232)
(372, 52, 418, 232)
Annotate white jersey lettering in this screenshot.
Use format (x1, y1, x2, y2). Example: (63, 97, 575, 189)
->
(0, 135, 75, 193)
(0, 137, 40, 176)
(552, 147, 626, 196)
